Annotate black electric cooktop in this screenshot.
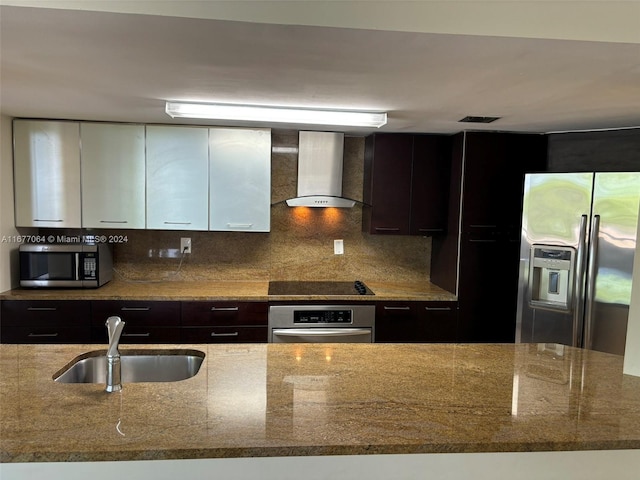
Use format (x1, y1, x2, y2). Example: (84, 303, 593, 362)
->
(268, 280, 375, 296)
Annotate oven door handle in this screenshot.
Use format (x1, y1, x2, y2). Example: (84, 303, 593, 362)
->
(272, 328, 371, 337)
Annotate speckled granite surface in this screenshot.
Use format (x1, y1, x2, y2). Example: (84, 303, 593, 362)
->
(2, 342, 639, 463)
(0, 279, 456, 302)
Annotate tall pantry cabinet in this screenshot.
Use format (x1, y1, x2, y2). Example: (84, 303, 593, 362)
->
(431, 131, 547, 343)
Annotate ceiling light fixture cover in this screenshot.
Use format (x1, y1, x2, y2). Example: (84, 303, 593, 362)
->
(165, 102, 387, 128)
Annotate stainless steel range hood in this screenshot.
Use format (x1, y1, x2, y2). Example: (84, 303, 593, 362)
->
(285, 131, 356, 208)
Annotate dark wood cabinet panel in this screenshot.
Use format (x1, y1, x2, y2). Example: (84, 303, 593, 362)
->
(1, 300, 91, 344)
(90, 300, 181, 343)
(431, 131, 548, 343)
(181, 301, 267, 326)
(1, 300, 90, 326)
(374, 301, 457, 343)
(363, 133, 452, 236)
(91, 326, 182, 344)
(90, 301, 181, 327)
(363, 134, 413, 235)
(181, 301, 268, 344)
(181, 326, 268, 344)
(410, 135, 452, 235)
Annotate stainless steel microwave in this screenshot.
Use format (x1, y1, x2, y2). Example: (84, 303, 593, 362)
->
(19, 244, 113, 288)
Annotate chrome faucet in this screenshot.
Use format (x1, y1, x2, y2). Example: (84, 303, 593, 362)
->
(105, 316, 125, 393)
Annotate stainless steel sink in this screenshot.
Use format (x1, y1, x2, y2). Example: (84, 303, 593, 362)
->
(53, 349, 205, 384)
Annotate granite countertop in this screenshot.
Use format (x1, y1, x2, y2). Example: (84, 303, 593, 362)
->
(2, 342, 640, 463)
(0, 279, 456, 302)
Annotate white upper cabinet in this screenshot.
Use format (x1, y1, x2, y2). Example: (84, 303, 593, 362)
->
(209, 128, 271, 232)
(13, 120, 82, 228)
(146, 126, 209, 230)
(81, 123, 145, 229)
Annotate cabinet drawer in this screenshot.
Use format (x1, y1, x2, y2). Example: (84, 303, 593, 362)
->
(375, 301, 457, 343)
(91, 326, 181, 344)
(1, 326, 91, 344)
(181, 302, 268, 326)
(91, 301, 180, 327)
(1, 300, 90, 327)
(181, 326, 268, 343)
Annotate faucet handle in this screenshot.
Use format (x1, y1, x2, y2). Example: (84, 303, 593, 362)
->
(106, 316, 122, 339)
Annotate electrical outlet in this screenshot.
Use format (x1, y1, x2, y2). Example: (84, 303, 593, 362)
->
(180, 237, 192, 254)
(334, 239, 344, 255)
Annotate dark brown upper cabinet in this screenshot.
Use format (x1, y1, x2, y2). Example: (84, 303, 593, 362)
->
(363, 133, 452, 235)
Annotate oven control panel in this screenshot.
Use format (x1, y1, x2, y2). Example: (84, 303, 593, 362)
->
(294, 310, 352, 324)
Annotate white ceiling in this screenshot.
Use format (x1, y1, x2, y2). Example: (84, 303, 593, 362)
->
(1, 1, 639, 135)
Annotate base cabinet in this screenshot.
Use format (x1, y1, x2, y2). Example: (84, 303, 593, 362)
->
(181, 302, 268, 343)
(374, 301, 458, 343)
(0, 300, 91, 343)
(90, 301, 181, 344)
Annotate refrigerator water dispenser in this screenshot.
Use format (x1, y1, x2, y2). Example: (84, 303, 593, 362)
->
(529, 245, 575, 312)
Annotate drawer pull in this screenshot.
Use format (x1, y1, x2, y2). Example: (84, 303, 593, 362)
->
(227, 223, 253, 229)
(425, 306, 452, 311)
(383, 306, 411, 311)
(28, 332, 59, 338)
(210, 307, 239, 312)
(375, 227, 400, 232)
(27, 307, 57, 311)
(122, 333, 151, 338)
(211, 331, 239, 337)
(120, 307, 151, 312)
(33, 219, 63, 222)
(164, 221, 192, 225)
(100, 220, 128, 224)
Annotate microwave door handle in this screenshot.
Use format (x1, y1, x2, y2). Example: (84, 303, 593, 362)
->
(75, 253, 81, 280)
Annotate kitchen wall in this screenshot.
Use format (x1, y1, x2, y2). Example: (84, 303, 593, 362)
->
(0, 115, 21, 292)
(83, 130, 432, 284)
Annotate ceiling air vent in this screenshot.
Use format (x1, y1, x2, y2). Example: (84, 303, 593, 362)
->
(458, 116, 501, 124)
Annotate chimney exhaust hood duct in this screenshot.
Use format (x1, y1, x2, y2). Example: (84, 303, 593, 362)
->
(285, 131, 356, 208)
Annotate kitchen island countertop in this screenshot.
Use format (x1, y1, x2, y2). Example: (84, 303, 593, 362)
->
(2, 342, 640, 463)
(0, 279, 456, 302)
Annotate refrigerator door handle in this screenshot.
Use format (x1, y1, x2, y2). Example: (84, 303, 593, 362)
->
(573, 214, 589, 347)
(584, 214, 600, 350)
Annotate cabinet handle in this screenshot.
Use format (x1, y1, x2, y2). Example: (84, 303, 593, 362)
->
(100, 220, 128, 224)
(122, 333, 151, 338)
(28, 332, 59, 338)
(33, 219, 63, 223)
(164, 221, 192, 225)
(27, 307, 57, 311)
(418, 228, 444, 233)
(211, 332, 239, 337)
(227, 223, 253, 229)
(469, 224, 498, 228)
(210, 307, 239, 312)
(120, 307, 151, 312)
(425, 306, 452, 311)
(375, 227, 400, 232)
(469, 239, 498, 243)
(383, 306, 411, 311)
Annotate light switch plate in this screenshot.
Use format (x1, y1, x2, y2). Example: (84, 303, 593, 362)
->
(334, 239, 344, 255)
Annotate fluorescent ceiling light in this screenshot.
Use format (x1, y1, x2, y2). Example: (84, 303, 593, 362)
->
(165, 102, 387, 128)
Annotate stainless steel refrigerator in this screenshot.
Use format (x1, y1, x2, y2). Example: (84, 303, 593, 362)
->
(515, 172, 640, 355)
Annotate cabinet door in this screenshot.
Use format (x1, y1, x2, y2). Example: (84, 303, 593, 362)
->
(0, 300, 91, 344)
(410, 135, 452, 235)
(209, 128, 271, 232)
(462, 133, 546, 232)
(13, 120, 81, 228)
(90, 301, 181, 344)
(81, 123, 145, 229)
(146, 126, 209, 230)
(363, 134, 413, 235)
(374, 301, 457, 342)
